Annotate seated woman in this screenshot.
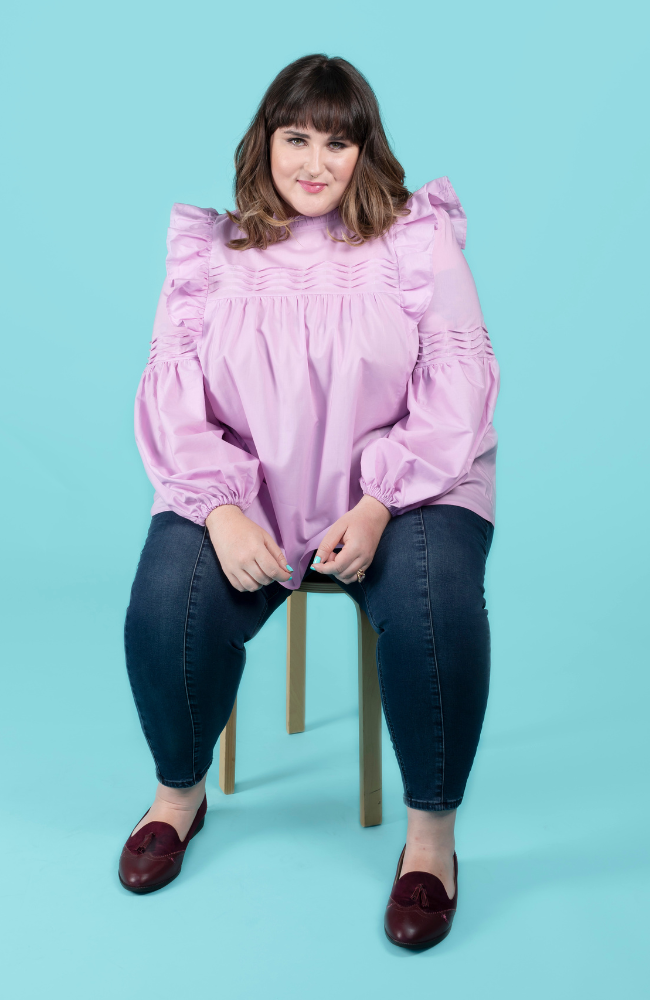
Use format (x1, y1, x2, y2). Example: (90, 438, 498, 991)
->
(119, 53, 499, 950)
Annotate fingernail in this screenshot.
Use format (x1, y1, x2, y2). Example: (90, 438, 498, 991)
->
(286, 565, 293, 571)
(313, 556, 321, 564)
(288, 576, 293, 580)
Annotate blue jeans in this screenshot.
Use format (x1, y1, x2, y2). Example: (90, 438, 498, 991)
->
(124, 504, 493, 810)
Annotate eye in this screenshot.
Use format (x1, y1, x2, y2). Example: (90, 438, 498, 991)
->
(328, 141, 346, 150)
(288, 137, 306, 146)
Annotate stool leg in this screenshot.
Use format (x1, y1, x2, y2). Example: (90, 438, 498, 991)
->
(219, 699, 237, 795)
(357, 605, 382, 827)
(286, 591, 307, 734)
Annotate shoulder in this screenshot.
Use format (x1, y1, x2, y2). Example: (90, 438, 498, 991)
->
(391, 178, 468, 324)
(167, 203, 243, 247)
(393, 177, 467, 250)
(163, 204, 233, 334)
(165, 203, 244, 272)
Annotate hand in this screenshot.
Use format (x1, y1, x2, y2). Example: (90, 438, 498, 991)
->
(308, 495, 392, 585)
(206, 505, 292, 593)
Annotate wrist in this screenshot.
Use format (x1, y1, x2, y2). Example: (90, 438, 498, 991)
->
(205, 504, 244, 529)
(358, 493, 392, 526)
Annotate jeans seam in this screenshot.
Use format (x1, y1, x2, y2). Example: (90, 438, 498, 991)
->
(183, 526, 208, 785)
(419, 507, 446, 804)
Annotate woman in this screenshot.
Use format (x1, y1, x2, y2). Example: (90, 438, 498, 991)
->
(120, 54, 499, 950)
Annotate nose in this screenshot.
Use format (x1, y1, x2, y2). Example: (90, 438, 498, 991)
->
(305, 145, 323, 178)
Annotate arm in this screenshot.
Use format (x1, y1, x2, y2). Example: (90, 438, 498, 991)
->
(135, 204, 291, 590)
(135, 276, 263, 525)
(359, 206, 499, 515)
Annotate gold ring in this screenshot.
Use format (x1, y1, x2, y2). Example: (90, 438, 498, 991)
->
(356, 569, 366, 583)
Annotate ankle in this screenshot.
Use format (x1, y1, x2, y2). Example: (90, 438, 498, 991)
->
(131, 779, 206, 838)
(405, 839, 455, 859)
(155, 781, 205, 811)
(404, 806, 456, 865)
(407, 803, 455, 837)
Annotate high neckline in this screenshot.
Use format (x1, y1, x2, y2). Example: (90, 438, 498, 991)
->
(289, 207, 341, 230)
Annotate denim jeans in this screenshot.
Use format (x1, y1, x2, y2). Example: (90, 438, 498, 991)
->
(124, 504, 493, 810)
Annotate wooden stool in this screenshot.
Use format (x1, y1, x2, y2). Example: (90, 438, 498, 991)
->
(218, 575, 382, 827)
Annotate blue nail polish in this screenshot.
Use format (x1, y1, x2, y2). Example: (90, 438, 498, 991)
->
(288, 576, 293, 580)
(313, 556, 321, 564)
(286, 564, 293, 571)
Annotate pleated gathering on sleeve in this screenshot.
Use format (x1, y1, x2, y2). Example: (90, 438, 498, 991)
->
(134, 204, 263, 525)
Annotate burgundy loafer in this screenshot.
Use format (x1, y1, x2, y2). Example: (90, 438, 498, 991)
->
(118, 795, 207, 894)
(384, 846, 458, 949)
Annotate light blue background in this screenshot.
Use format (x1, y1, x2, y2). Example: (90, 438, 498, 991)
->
(1, 0, 648, 996)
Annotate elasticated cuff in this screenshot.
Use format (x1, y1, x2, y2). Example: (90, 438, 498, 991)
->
(360, 482, 398, 515)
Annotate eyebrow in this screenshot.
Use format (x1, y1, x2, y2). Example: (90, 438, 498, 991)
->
(282, 129, 348, 141)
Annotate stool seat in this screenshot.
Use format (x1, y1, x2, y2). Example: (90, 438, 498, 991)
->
(297, 568, 341, 593)
(218, 573, 383, 827)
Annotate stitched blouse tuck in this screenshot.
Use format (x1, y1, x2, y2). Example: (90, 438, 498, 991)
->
(135, 177, 500, 589)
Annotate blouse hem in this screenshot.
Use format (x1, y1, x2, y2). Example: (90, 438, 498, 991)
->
(425, 496, 495, 526)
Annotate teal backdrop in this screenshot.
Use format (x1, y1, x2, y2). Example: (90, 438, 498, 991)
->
(1, 1, 648, 996)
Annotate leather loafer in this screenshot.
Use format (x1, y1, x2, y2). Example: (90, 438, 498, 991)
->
(384, 846, 458, 949)
(118, 795, 207, 894)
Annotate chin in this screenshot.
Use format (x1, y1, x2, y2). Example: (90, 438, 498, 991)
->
(289, 192, 337, 218)
(288, 201, 321, 218)
(296, 206, 326, 218)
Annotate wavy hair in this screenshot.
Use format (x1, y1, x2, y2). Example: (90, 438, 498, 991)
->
(227, 54, 410, 250)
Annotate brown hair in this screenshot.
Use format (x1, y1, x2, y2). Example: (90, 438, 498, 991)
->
(227, 54, 410, 250)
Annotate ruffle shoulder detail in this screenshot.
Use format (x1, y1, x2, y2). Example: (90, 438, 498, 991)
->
(393, 177, 467, 324)
(166, 203, 217, 335)
(400, 176, 466, 248)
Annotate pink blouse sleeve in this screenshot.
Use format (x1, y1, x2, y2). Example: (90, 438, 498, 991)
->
(134, 204, 262, 525)
(360, 180, 500, 516)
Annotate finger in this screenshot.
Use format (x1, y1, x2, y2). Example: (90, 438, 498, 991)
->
(226, 573, 246, 594)
(236, 567, 264, 592)
(259, 544, 292, 581)
(316, 554, 351, 576)
(240, 558, 277, 587)
(226, 571, 245, 593)
(337, 558, 367, 585)
(310, 526, 346, 572)
(248, 564, 275, 586)
(322, 546, 368, 583)
(317, 544, 359, 577)
(252, 554, 287, 585)
(262, 535, 292, 576)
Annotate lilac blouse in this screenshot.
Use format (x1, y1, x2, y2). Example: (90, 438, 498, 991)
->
(135, 177, 500, 590)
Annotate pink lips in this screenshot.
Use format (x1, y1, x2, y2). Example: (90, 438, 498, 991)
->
(298, 180, 326, 193)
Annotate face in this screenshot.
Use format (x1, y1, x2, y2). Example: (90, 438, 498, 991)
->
(270, 125, 360, 217)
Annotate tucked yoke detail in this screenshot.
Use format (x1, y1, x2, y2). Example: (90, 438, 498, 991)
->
(135, 177, 500, 589)
(208, 259, 400, 297)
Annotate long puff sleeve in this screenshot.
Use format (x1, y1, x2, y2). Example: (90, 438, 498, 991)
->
(360, 179, 499, 516)
(135, 204, 263, 524)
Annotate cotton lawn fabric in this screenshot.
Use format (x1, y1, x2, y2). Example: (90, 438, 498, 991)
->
(135, 177, 500, 589)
